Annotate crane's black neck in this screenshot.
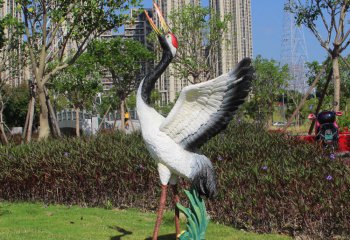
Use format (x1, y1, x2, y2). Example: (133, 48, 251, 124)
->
(141, 36, 174, 105)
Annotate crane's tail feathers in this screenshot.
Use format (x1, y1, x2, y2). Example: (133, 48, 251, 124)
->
(191, 156, 217, 199)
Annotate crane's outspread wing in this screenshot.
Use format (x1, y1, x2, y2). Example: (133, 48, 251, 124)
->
(159, 58, 253, 151)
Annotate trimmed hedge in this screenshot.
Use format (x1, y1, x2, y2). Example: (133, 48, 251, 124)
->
(204, 123, 350, 239)
(0, 132, 159, 209)
(1, 122, 349, 238)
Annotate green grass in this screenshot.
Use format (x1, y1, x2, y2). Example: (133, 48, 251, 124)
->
(0, 202, 291, 240)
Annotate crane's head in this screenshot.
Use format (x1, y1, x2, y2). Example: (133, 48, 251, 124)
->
(144, 2, 178, 58)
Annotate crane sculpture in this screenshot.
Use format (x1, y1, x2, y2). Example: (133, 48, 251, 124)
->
(138, 3, 253, 240)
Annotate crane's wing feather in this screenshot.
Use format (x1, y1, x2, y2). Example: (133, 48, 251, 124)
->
(159, 58, 253, 151)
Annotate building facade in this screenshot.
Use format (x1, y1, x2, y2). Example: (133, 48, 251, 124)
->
(125, 8, 153, 48)
(0, 0, 28, 87)
(153, 0, 252, 104)
(125, 8, 154, 89)
(210, 0, 253, 76)
(99, 9, 154, 92)
(154, 0, 200, 104)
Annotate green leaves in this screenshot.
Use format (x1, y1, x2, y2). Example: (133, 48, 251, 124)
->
(166, 5, 229, 83)
(0, 16, 6, 49)
(1, 122, 350, 238)
(51, 52, 102, 110)
(3, 84, 37, 128)
(203, 121, 350, 238)
(177, 189, 209, 240)
(19, 0, 142, 82)
(88, 37, 153, 101)
(242, 55, 290, 122)
(284, 0, 349, 53)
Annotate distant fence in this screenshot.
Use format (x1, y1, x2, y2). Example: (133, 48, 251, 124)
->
(56, 109, 139, 135)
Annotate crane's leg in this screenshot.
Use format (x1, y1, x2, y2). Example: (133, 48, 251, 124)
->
(172, 184, 181, 238)
(152, 184, 168, 240)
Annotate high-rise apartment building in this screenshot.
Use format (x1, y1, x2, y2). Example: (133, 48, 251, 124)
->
(153, 0, 252, 104)
(154, 0, 200, 104)
(99, 30, 123, 91)
(99, 8, 154, 92)
(155, 0, 200, 21)
(0, 0, 28, 87)
(125, 8, 154, 86)
(210, 0, 253, 76)
(125, 8, 153, 47)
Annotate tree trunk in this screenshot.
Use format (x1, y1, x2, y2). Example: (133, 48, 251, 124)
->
(125, 101, 135, 131)
(283, 61, 329, 131)
(44, 87, 61, 138)
(332, 56, 341, 111)
(267, 104, 273, 127)
(75, 107, 80, 137)
(308, 68, 333, 135)
(22, 101, 31, 144)
(113, 111, 118, 131)
(23, 80, 37, 143)
(26, 96, 36, 143)
(0, 97, 8, 145)
(37, 84, 50, 139)
(98, 105, 111, 132)
(120, 99, 125, 132)
(0, 109, 8, 145)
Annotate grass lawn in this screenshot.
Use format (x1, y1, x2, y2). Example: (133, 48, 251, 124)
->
(0, 202, 291, 240)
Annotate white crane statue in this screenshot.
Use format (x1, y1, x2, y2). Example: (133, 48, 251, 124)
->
(138, 3, 254, 240)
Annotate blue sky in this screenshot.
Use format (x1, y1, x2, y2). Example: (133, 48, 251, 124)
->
(142, 0, 349, 63)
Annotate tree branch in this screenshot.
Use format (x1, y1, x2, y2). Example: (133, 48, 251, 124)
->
(340, 28, 350, 45)
(38, 0, 47, 78)
(22, 5, 39, 80)
(335, 1, 348, 43)
(340, 54, 350, 69)
(43, 63, 69, 83)
(339, 39, 350, 52)
(58, 26, 75, 62)
(309, 22, 331, 52)
(317, 1, 330, 34)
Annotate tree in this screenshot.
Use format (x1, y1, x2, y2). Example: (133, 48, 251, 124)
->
(0, 22, 4, 50)
(306, 55, 350, 109)
(167, 5, 230, 83)
(0, 83, 9, 144)
(285, 0, 350, 111)
(0, 0, 6, 49)
(244, 56, 290, 124)
(18, 0, 141, 139)
(0, 7, 25, 144)
(285, 89, 308, 125)
(51, 53, 102, 137)
(338, 55, 350, 101)
(88, 37, 153, 130)
(306, 61, 329, 96)
(3, 84, 38, 128)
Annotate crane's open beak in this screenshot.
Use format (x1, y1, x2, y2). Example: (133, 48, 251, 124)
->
(144, 2, 170, 36)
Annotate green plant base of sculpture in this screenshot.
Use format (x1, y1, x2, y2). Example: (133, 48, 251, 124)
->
(177, 189, 209, 240)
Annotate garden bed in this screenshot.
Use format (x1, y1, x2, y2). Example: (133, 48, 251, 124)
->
(1, 121, 349, 239)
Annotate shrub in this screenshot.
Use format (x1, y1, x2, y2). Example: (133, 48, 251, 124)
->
(0, 123, 349, 238)
(203, 122, 350, 238)
(0, 132, 159, 209)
